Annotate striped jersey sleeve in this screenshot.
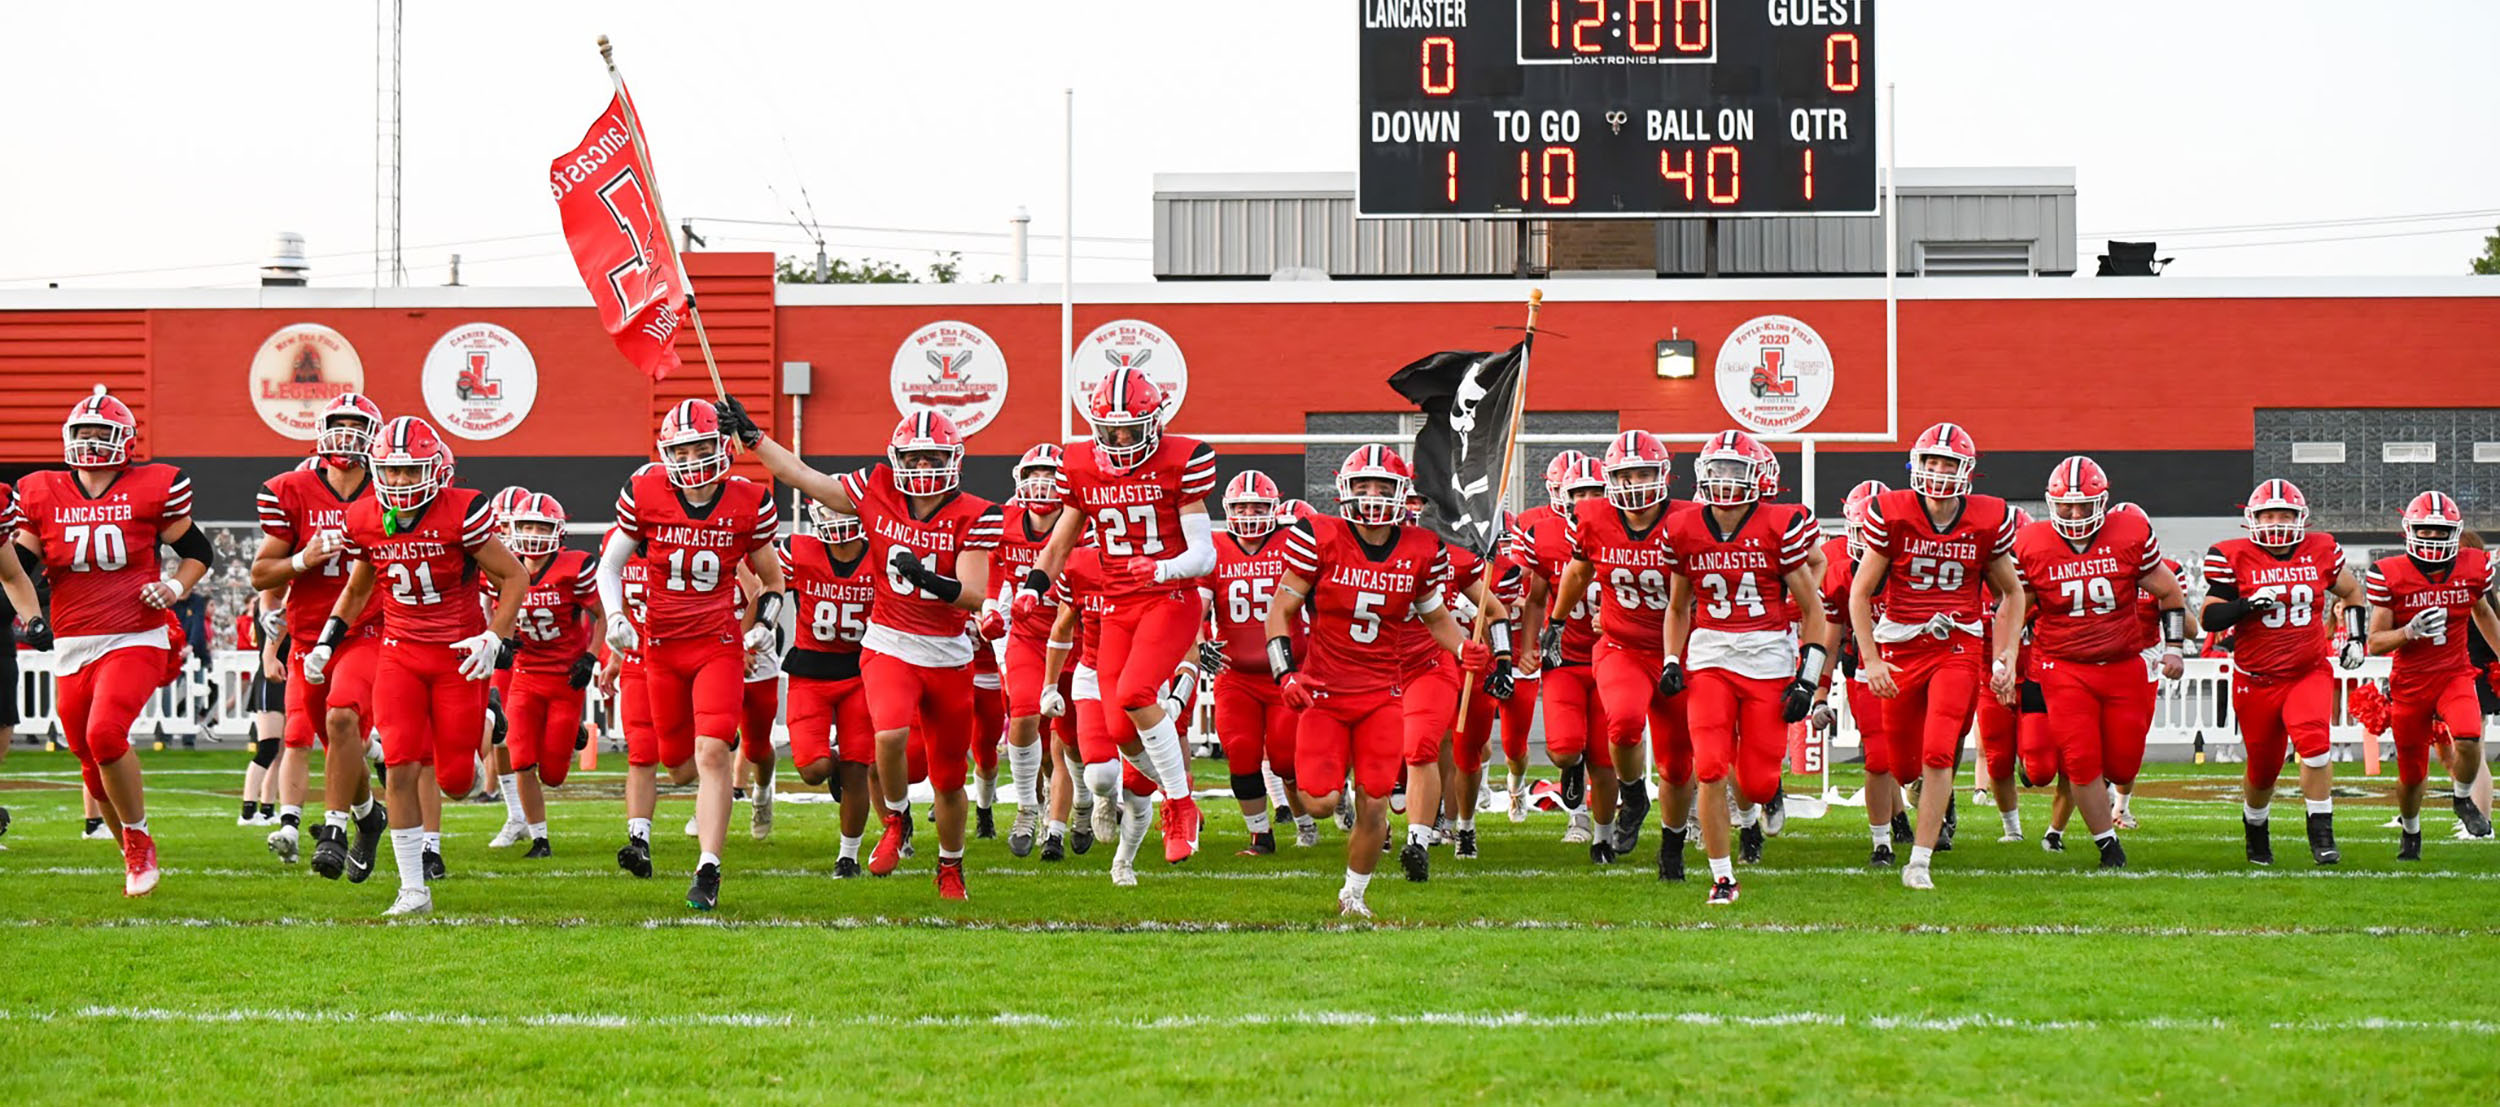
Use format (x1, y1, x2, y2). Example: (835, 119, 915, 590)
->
(612, 483, 641, 540)
(776, 540, 797, 580)
(1281, 521, 1321, 577)
(459, 494, 496, 551)
(1857, 495, 1891, 552)
(256, 477, 294, 542)
(1776, 509, 1818, 573)
(2362, 564, 2391, 606)
(2199, 545, 2235, 590)
(748, 491, 781, 549)
(962, 504, 1005, 551)
(2136, 532, 2164, 575)
(1179, 442, 1219, 502)
(837, 467, 876, 510)
(2327, 543, 2348, 580)
(0, 484, 16, 538)
(1988, 502, 2018, 557)
(1420, 544, 1453, 597)
(161, 470, 194, 520)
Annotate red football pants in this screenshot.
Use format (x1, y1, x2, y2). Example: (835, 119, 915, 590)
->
(2038, 656, 2156, 786)
(1215, 671, 1298, 780)
(1846, 680, 1892, 777)
(1002, 633, 1076, 749)
(2235, 667, 2333, 791)
(505, 669, 585, 784)
(285, 631, 375, 749)
(2392, 672, 2483, 788)
(1595, 640, 1692, 784)
(1094, 589, 1206, 742)
(862, 649, 974, 791)
(1539, 663, 1612, 770)
(1685, 667, 1785, 804)
(373, 639, 487, 796)
(1975, 695, 2016, 785)
(1455, 673, 1535, 776)
(972, 683, 1004, 776)
(1878, 641, 1984, 777)
(1296, 688, 1402, 800)
(786, 675, 872, 767)
(56, 645, 166, 802)
(1402, 656, 1463, 767)
(618, 663, 668, 768)
(738, 677, 780, 766)
(643, 634, 744, 766)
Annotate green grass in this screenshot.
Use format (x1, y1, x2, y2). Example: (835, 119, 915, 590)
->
(2, 750, 2496, 1104)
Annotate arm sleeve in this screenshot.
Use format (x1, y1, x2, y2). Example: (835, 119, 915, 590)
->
(1154, 512, 1217, 582)
(595, 529, 636, 623)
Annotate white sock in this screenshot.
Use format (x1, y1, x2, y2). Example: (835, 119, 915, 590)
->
(1738, 804, 1761, 828)
(1047, 819, 1069, 836)
(2001, 809, 2022, 834)
(1114, 793, 1152, 861)
(351, 797, 375, 819)
(1406, 822, 1434, 847)
(1244, 809, 1272, 833)
(1456, 816, 1474, 831)
(756, 778, 774, 803)
(1870, 824, 1889, 848)
(2244, 804, 2270, 824)
(627, 817, 652, 841)
(499, 774, 525, 823)
(884, 796, 910, 814)
(278, 802, 301, 825)
(2305, 798, 2333, 816)
(124, 817, 149, 836)
(2457, 779, 2477, 799)
(423, 832, 441, 854)
(1341, 868, 1372, 900)
(976, 773, 996, 808)
(325, 809, 350, 830)
(938, 846, 962, 861)
(1135, 715, 1193, 799)
(1085, 761, 1122, 807)
(526, 822, 546, 840)
(391, 828, 426, 890)
(838, 835, 862, 861)
(2401, 814, 2421, 833)
(1908, 845, 1933, 867)
(2093, 829, 2117, 845)
(1708, 855, 1734, 882)
(1008, 741, 1042, 808)
(698, 850, 721, 870)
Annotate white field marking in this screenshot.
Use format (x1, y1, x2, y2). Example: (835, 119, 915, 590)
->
(6, 861, 2500, 883)
(1, 1005, 2493, 1035)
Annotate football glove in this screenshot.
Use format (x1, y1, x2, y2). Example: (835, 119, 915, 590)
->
(712, 396, 764, 449)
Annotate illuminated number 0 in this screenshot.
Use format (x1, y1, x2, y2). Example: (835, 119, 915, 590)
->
(63, 523, 128, 572)
(1419, 36, 1455, 94)
(1825, 33, 1861, 92)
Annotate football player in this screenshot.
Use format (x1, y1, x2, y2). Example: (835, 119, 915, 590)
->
(596, 401, 784, 910)
(781, 501, 878, 875)
(1516, 453, 1615, 844)
(310, 417, 528, 914)
(1546, 431, 1693, 870)
(1496, 454, 1587, 821)
(1208, 470, 1317, 853)
(727, 402, 998, 900)
(992, 445, 1069, 856)
(1810, 480, 1914, 864)
(600, 517, 689, 879)
(1393, 490, 1508, 882)
(734, 559, 787, 842)
(2362, 492, 2500, 857)
(1014, 368, 1218, 864)
(1661, 431, 1826, 904)
(1453, 552, 1536, 851)
(249, 393, 391, 880)
(1848, 423, 2026, 890)
(1265, 446, 1472, 918)
(487, 493, 599, 857)
(15, 395, 180, 894)
(1970, 506, 2040, 846)
(2010, 459, 2188, 869)
(1041, 544, 1174, 885)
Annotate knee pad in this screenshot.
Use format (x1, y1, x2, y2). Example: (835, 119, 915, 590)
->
(1230, 772, 1268, 802)
(2299, 753, 2331, 769)
(252, 737, 282, 768)
(1084, 760, 1121, 802)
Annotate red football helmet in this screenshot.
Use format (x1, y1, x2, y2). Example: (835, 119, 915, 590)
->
(501, 493, 568, 557)
(1085, 367, 1166, 474)
(656, 399, 730, 490)
(2012, 504, 2038, 529)
(2402, 491, 2464, 562)
(1842, 479, 1889, 560)
(1907, 422, 1978, 499)
(1543, 450, 1594, 511)
(1694, 430, 1765, 507)
(2045, 454, 2111, 540)
(315, 392, 384, 464)
(1012, 443, 1064, 507)
(2243, 479, 2309, 548)
(1223, 470, 1282, 539)
(371, 417, 451, 511)
(808, 499, 863, 545)
(1601, 430, 1672, 511)
(1275, 498, 1315, 525)
(888, 409, 965, 497)
(1335, 444, 1414, 526)
(490, 485, 534, 525)
(1747, 436, 1781, 498)
(62, 392, 137, 470)
(2110, 501, 2148, 526)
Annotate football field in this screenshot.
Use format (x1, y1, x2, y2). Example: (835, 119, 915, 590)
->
(3, 750, 2495, 1104)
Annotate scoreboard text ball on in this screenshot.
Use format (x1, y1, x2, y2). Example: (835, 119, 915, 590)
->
(1358, 0, 1878, 218)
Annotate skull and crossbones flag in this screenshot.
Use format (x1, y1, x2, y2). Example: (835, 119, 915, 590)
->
(1387, 338, 1529, 557)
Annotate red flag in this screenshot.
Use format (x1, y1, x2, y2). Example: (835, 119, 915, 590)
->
(550, 86, 685, 381)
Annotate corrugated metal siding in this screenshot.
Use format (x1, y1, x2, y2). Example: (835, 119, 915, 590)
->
(655, 253, 777, 483)
(0, 310, 149, 463)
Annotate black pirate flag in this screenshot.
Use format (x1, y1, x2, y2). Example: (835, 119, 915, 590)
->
(1388, 339, 1528, 556)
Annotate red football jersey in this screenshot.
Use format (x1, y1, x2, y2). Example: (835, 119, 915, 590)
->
(0, 483, 18, 558)
(1210, 528, 1300, 676)
(2364, 549, 2494, 692)
(1053, 547, 1120, 659)
(1860, 489, 2018, 628)
(2202, 533, 2345, 678)
(836, 464, 1003, 642)
(2134, 556, 2184, 655)
(615, 543, 652, 671)
(613, 466, 776, 642)
(510, 548, 598, 673)
(1399, 537, 1483, 671)
(779, 534, 876, 656)
(2011, 513, 2162, 664)
(1666, 502, 1816, 635)
(1513, 505, 1598, 664)
(996, 504, 1065, 640)
(256, 466, 379, 645)
(1282, 516, 1449, 696)
(16, 463, 192, 638)
(342, 486, 493, 644)
(1054, 434, 1218, 602)
(1818, 535, 1888, 675)
(1568, 497, 1684, 653)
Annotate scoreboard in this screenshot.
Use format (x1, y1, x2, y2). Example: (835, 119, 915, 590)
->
(1357, 1, 1878, 218)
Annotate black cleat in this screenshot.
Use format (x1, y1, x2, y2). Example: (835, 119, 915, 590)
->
(2096, 835, 2127, 869)
(1738, 823, 1765, 864)
(0, 806, 10, 840)
(2041, 829, 2065, 853)
(523, 837, 551, 859)
(1069, 819, 1094, 856)
(1589, 837, 1618, 865)
(2306, 811, 2340, 865)
(1706, 878, 1740, 906)
(1559, 761, 1587, 809)
(617, 836, 653, 879)
(1936, 798, 1958, 852)
(422, 849, 446, 881)
(1656, 828, 1686, 881)
(687, 862, 721, 910)
(2244, 816, 2273, 866)
(1890, 812, 1913, 844)
(2397, 829, 2422, 861)
(1238, 831, 1277, 856)
(1399, 841, 1430, 882)
(833, 857, 861, 879)
(898, 808, 917, 859)
(1039, 833, 1066, 862)
(1454, 828, 1478, 859)
(347, 803, 389, 884)
(1868, 843, 1894, 868)
(2453, 795, 2493, 839)
(373, 758, 387, 790)
(1612, 780, 1650, 853)
(309, 825, 349, 880)
(975, 805, 996, 840)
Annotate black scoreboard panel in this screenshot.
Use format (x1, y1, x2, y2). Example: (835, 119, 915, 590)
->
(1357, 0, 1877, 217)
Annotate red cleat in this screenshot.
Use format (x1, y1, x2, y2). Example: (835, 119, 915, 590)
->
(122, 828, 160, 898)
(935, 858, 967, 901)
(868, 812, 906, 877)
(1161, 796, 1202, 864)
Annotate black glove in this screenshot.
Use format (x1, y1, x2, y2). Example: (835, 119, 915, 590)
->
(1483, 666, 1515, 701)
(1538, 622, 1563, 669)
(16, 615, 52, 652)
(486, 688, 508, 746)
(1655, 657, 1686, 698)
(1196, 640, 1227, 676)
(1780, 676, 1816, 724)
(713, 396, 764, 449)
(495, 636, 517, 671)
(567, 651, 597, 689)
(889, 548, 962, 605)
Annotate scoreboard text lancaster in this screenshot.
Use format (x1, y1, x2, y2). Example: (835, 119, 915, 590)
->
(1357, 1, 1877, 218)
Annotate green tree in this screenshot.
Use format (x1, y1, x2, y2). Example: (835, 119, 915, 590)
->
(2473, 225, 2500, 275)
(775, 251, 995, 284)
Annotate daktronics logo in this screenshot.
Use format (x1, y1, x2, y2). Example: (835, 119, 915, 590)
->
(249, 323, 366, 441)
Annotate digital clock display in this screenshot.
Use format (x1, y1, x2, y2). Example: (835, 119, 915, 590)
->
(1357, 0, 1877, 217)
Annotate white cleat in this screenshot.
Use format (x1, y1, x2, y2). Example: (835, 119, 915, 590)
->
(1338, 895, 1373, 919)
(82, 824, 114, 841)
(487, 820, 528, 849)
(1110, 859, 1137, 887)
(1090, 796, 1120, 849)
(683, 814, 700, 839)
(1561, 810, 1595, 844)
(383, 887, 433, 917)
(1901, 862, 1934, 891)
(1507, 788, 1529, 824)
(1997, 831, 2023, 844)
(751, 788, 775, 841)
(265, 823, 300, 864)
(1296, 820, 1320, 849)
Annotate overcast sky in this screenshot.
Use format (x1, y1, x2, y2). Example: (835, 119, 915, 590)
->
(3, 0, 2494, 289)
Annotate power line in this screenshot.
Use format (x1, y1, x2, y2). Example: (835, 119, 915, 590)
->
(2159, 223, 2497, 252)
(683, 214, 1151, 245)
(2082, 207, 2500, 240)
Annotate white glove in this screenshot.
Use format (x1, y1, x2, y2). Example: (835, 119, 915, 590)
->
(451, 631, 502, 681)
(2338, 638, 2366, 670)
(257, 608, 289, 641)
(2403, 608, 2448, 641)
(1038, 687, 1067, 718)
(141, 578, 185, 609)
(1808, 702, 1836, 737)
(302, 643, 333, 685)
(742, 623, 775, 655)
(2245, 584, 2286, 612)
(606, 612, 640, 653)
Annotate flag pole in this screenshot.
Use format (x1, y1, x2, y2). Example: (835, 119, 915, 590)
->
(1452, 289, 1542, 750)
(598, 35, 726, 401)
